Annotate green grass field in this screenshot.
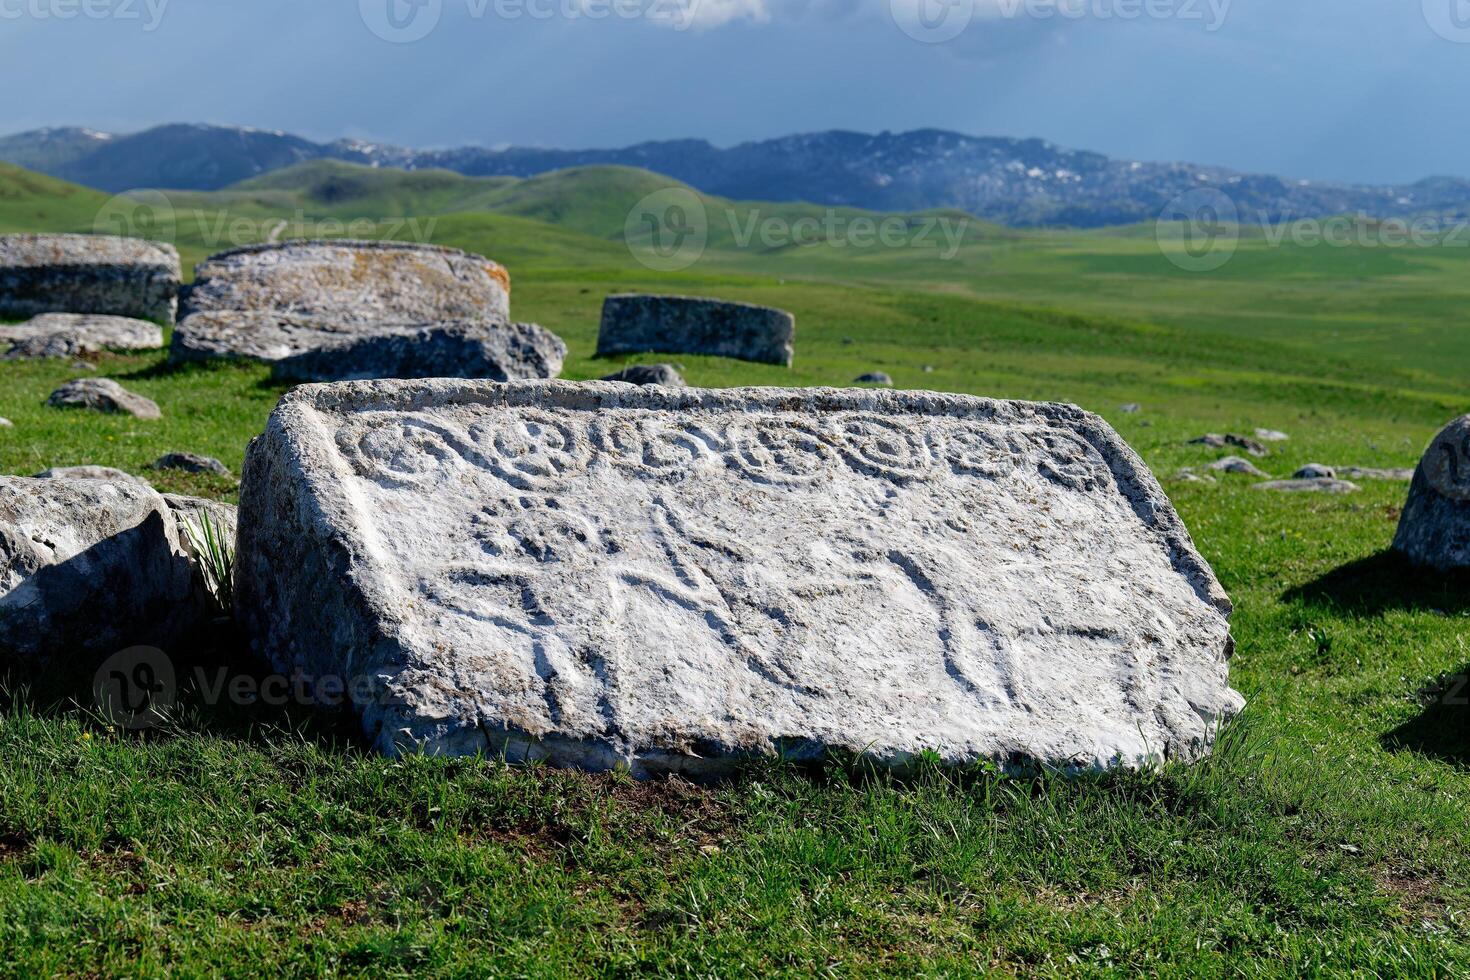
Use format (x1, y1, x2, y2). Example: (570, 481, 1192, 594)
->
(0, 162, 1467, 975)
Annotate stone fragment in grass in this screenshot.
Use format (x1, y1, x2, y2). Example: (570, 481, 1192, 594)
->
(600, 363, 686, 387)
(1394, 415, 1470, 569)
(1255, 478, 1360, 494)
(1189, 433, 1269, 457)
(1209, 456, 1269, 478)
(1293, 463, 1336, 479)
(0, 417, 10, 428)
(1338, 466, 1414, 481)
(855, 371, 894, 386)
(236, 379, 1243, 776)
(46, 378, 161, 420)
(0, 234, 180, 325)
(597, 294, 795, 367)
(1254, 428, 1290, 442)
(0, 476, 196, 669)
(154, 453, 231, 477)
(0, 313, 164, 360)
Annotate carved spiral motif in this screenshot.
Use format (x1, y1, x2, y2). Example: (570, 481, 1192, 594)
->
(1425, 415, 1470, 502)
(594, 417, 724, 477)
(727, 420, 836, 486)
(831, 414, 935, 482)
(469, 412, 589, 489)
(942, 424, 1026, 479)
(337, 415, 466, 489)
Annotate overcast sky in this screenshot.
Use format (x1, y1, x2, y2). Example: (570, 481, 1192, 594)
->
(0, 0, 1464, 184)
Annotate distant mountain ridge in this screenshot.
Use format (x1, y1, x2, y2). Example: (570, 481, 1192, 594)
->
(4, 122, 1470, 228)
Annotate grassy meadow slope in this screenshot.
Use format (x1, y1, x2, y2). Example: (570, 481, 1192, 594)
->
(0, 164, 1467, 974)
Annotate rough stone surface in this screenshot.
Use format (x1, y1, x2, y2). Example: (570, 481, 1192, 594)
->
(47, 378, 161, 420)
(1339, 466, 1414, 481)
(600, 364, 687, 387)
(597, 295, 795, 367)
(34, 465, 151, 487)
(855, 372, 895, 387)
(270, 321, 566, 383)
(236, 380, 1242, 777)
(1256, 478, 1360, 494)
(1209, 456, 1269, 478)
(1393, 415, 1470, 569)
(0, 235, 180, 324)
(180, 240, 510, 327)
(1, 313, 164, 360)
(154, 453, 231, 477)
(0, 476, 195, 669)
(1293, 464, 1337, 479)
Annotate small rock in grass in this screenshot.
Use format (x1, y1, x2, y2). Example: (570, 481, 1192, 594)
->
(46, 378, 160, 420)
(1256, 478, 1360, 494)
(153, 452, 232, 477)
(34, 465, 151, 487)
(1189, 433, 1269, 457)
(1393, 415, 1470, 569)
(600, 364, 687, 387)
(1209, 456, 1270, 478)
(1293, 463, 1337, 479)
(1120, 403, 1141, 414)
(0, 417, 11, 428)
(1170, 468, 1216, 484)
(855, 371, 894, 386)
(1254, 428, 1290, 442)
(1338, 466, 1414, 481)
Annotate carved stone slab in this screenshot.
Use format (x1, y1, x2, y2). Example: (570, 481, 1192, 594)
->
(0, 235, 180, 325)
(597, 294, 795, 367)
(180, 240, 511, 327)
(236, 381, 1242, 776)
(1394, 414, 1470, 569)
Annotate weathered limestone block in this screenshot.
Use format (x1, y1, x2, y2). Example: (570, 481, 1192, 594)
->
(1394, 415, 1470, 569)
(0, 477, 195, 669)
(270, 321, 566, 383)
(0, 235, 180, 324)
(35, 465, 151, 487)
(178, 239, 509, 336)
(1, 313, 164, 360)
(596, 295, 795, 367)
(236, 381, 1242, 776)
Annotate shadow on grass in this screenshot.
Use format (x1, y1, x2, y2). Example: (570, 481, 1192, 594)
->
(0, 621, 368, 755)
(1382, 666, 1470, 767)
(1281, 550, 1470, 617)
